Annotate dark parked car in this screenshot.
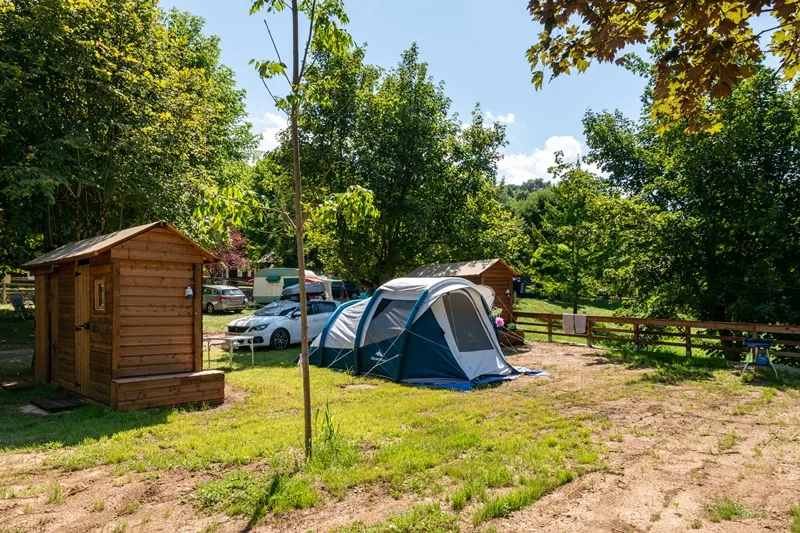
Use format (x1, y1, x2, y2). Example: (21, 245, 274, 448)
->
(331, 280, 359, 299)
(513, 277, 540, 299)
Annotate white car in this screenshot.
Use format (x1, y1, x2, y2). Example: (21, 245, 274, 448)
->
(226, 300, 340, 350)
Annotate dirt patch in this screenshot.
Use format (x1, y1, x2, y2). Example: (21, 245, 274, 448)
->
(343, 384, 377, 390)
(1, 341, 798, 532)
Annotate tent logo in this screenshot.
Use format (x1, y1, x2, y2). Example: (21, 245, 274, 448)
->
(371, 350, 384, 362)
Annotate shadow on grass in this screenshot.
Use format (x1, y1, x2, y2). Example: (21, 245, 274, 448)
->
(0, 386, 172, 451)
(0, 305, 35, 348)
(605, 345, 729, 384)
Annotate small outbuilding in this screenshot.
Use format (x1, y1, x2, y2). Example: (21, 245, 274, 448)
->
(22, 221, 224, 411)
(407, 259, 518, 323)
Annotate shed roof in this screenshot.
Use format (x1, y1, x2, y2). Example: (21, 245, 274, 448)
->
(407, 259, 518, 278)
(22, 221, 218, 268)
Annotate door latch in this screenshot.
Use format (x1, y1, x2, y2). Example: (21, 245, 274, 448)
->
(75, 322, 90, 331)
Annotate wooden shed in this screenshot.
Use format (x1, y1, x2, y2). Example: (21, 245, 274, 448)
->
(408, 259, 518, 323)
(22, 221, 224, 411)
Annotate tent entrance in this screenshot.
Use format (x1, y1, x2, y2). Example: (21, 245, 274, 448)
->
(435, 290, 510, 380)
(360, 298, 416, 379)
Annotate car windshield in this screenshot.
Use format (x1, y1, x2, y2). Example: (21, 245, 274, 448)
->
(254, 302, 297, 317)
(222, 289, 244, 296)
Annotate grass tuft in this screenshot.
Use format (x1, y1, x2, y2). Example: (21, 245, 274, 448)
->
(120, 501, 139, 515)
(194, 470, 318, 524)
(790, 503, 800, 533)
(717, 431, 740, 452)
(336, 503, 459, 533)
(45, 482, 63, 504)
(472, 470, 574, 524)
(707, 498, 757, 522)
(89, 500, 105, 512)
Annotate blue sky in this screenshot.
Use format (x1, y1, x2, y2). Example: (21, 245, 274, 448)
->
(162, 0, 648, 183)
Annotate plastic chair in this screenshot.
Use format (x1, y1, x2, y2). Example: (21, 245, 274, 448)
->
(742, 338, 777, 379)
(10, 293, 26, 321)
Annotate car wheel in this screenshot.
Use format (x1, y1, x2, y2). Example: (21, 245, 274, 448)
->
(271, 328, 290, 350)
(205, 302, 215, 314)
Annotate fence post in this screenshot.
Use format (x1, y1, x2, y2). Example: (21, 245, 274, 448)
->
(547, 317, 553, 343)
(685, 326, 692, 357)
(633, 320, 640, 350)
(586, 318, 593, 348)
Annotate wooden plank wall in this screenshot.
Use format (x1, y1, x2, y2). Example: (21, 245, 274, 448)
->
(88, 255, 112, 404)
(116, 258, 195, 377)
(48, 275, 59, 384)
(56, 263, 76, 390)
(74, 264, 91, 394)
(33, 275, 49, 382)
(111, 227, 211, 264)
(112, 370, 224, 411)
(480, 264, 515, 323)
(112, 228, 208, 378)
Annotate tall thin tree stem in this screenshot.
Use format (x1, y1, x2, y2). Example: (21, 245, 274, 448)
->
(291, 0, 313, 460)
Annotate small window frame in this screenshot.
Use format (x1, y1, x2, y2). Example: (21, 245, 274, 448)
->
(93, 277, 107, 313)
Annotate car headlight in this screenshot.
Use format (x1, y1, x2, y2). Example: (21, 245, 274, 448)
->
(249, 324, 268, 332)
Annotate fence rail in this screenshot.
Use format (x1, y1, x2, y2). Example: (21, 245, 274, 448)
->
(513, 312, 800, 359)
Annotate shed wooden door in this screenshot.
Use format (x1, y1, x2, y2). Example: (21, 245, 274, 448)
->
(74, 264, 91, 393)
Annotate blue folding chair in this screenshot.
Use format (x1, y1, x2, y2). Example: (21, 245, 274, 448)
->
(10, 293, 27, 322)
(742, 338, 777, 379)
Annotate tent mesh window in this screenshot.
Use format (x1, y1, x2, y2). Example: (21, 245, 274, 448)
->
(365, 299, 415, 345)
(443, 291, 494, 352)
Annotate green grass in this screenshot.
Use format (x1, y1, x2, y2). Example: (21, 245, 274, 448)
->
(45, 482, 63, 504)
(0, 343, 599, 525)
(194, 470, 318, 523)
(202, 308, 257, 334)
(717, 431, 740, 452)
(120, 501, 139, 515)
(0, 304, 35, 348)
(790, 503, 800, 533)
(336, 504, 460, 533)
(707, 498, 757, 522)
(514, 297, 620, 317)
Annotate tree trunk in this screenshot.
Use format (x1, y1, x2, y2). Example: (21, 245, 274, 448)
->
(291, 0, 313, 460)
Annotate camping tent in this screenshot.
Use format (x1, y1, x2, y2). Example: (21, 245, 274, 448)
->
(309, 277, 520, 389)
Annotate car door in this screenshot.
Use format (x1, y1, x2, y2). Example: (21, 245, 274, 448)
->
(306, 302, 323, 339)
(309, 301, 337, 339)
(286, 304, 303, 343)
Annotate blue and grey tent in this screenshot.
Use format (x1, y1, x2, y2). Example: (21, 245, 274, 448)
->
(309, 277, 521, 390)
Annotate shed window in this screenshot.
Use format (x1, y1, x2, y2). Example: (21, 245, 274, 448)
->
(94, 278, 106, 312)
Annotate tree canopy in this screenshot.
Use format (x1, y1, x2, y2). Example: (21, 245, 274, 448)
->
(0, 0, 256, 271)
(244, 44, 531, 285)
(526, 0, 800, 131)
(583, 68, 800, 324)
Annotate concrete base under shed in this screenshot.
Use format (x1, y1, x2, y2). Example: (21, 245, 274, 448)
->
(111, 370, 224, 411)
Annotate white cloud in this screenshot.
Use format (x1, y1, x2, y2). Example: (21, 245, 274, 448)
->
(498, 135, 600, 184)
(485, 111, 515, 124)
(461, 111, 516, 131)
(498, 113, 515, 124)
(257, 112, 287, 152)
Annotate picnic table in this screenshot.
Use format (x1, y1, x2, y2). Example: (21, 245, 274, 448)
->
(203, 335, 255, 368)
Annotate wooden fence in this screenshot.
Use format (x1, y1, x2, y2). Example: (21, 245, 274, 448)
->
(514, 312, 800, 359)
